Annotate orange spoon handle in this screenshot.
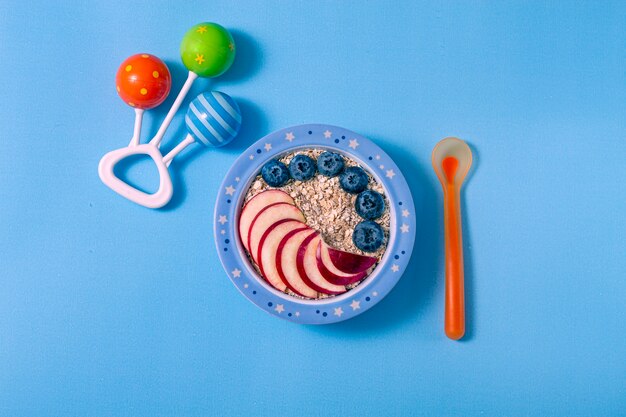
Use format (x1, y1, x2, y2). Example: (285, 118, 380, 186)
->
(443, 185, 465, 339)
(443, 161, 465, 340)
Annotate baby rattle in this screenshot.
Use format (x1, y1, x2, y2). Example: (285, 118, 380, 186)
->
(98, 22, 240, 209)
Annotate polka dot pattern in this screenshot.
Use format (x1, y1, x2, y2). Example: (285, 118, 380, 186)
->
(116, 53, 172, 110)
(215, 124, 417, 324)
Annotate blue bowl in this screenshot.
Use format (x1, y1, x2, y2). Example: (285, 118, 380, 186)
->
(214, 124, 416, 324)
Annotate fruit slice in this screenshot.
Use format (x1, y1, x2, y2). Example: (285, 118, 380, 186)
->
(322, 241, 377, 274)
(257, 219, 307, 274)
(297, 234, 347, 295)
(276, 228, 319, 298)
(248, 203, 305, 263)
(238, 190, 294, 251)
(316, 241, 367, 286)
(258, 220, 309, 292)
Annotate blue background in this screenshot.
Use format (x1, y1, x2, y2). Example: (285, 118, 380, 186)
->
(1, 1, 625, 416)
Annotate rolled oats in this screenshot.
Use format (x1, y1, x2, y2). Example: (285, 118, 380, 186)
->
(243, 148, 391, 299)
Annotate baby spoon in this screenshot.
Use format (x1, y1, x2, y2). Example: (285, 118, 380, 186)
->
(432, 137, 473, 340)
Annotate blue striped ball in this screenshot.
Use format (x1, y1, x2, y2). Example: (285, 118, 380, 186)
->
(185, 91, 241, 147)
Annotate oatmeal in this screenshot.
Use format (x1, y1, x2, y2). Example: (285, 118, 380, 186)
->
(239, 148, 389, 300)
(245, 149, 390, 258)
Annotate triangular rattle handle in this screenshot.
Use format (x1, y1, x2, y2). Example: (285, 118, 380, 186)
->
(98, 144, 173, 209)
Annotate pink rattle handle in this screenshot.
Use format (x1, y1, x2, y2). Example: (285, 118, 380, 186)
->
(128, 108, 144, 147)
(98, 144, 174, 209)
(150, 72, 197, 148)
(98, 135, 196, 208)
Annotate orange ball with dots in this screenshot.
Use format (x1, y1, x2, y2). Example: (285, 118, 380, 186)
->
(115, 54, 171, 109)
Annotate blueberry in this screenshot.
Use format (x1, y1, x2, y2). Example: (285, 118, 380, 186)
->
(261, 159, 290, 187)
(352, 221, 385, 252)
(289, 154, 316, 181)
(355, 190, 385, 220)
(317, 152, 345, 177)
(339, 166, 369, 194)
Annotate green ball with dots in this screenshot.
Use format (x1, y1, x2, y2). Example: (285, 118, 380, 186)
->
(180, 22, 235, 77)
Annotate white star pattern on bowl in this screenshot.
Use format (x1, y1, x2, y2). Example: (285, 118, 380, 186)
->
(214, 124, 416, 324)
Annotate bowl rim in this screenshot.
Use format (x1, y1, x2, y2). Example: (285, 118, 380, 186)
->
(214, 123, 416, 324)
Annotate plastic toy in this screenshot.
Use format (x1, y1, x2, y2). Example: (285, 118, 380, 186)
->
(115, 54, 171, 146)
(432, 137, 473, 340)
(99, 22, 238, 209)
(165, 91, 241, 167)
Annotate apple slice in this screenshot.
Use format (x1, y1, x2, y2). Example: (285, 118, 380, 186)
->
(258, 220, 309, 292)
(316, 241, 367, 286)
(248, 203, 305, 264)
(322, 241, 377, 274)
(239, 190, 294, 251)
(297, 234, 347, 295)
(276, 228, 319, 298)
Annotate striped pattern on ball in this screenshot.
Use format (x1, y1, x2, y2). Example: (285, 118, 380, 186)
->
(185, 91, 241, 147)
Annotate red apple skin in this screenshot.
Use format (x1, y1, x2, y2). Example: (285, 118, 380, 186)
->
(257, 219, 307, 275)
(276, 228, 318, 298)
(248, 202, 305, 263)
(239, 190, 294, 251)
(296, 234, 346, 295)
(316, 242, 367, 286)
(324, 242, 377, 274)
(258, 221, 309, 292)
